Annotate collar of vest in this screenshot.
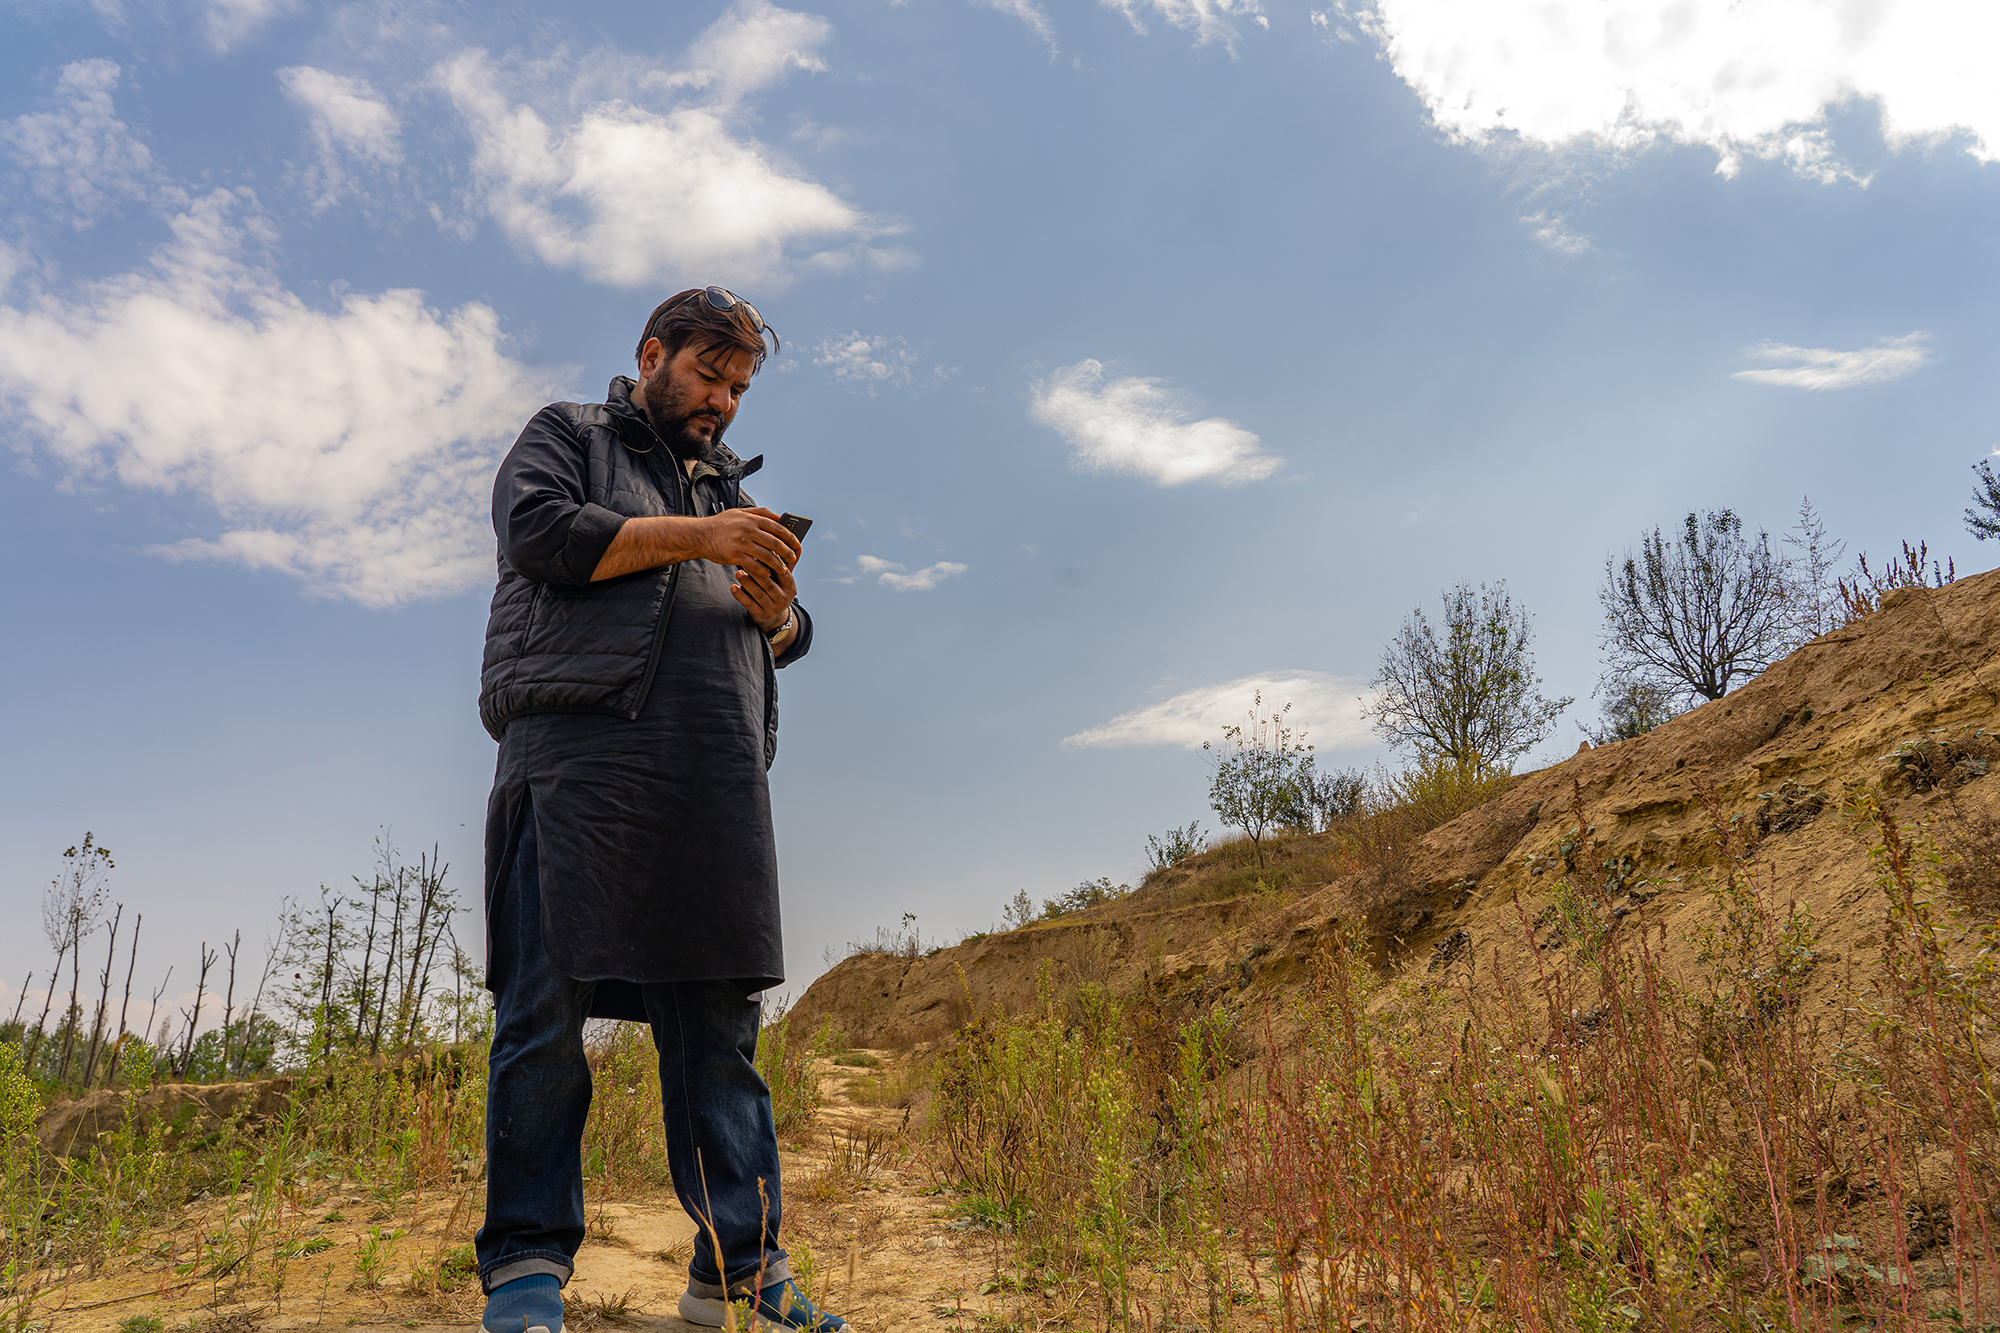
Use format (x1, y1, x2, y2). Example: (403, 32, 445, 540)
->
(601, 377, 763, 482)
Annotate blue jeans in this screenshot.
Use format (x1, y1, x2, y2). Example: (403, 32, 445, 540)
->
(476, 805, 790, 1298)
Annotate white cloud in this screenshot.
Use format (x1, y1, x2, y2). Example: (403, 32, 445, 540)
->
(436, 0, 883, 291)
(790, 119, 880, 150)
(1310, 9, 1360, 43)
(1030, 359, 1278, 486)
(277, 67, 402, 211)
(1364, 0, 2000, 179)
(815, 332, 919, 387)
(812, 331, 953, 393)
(1064, 671, 1378, 750)
(202, 0, 294, 52)
(1731, 332, 1930, 390)
(657, 0, 833, 105)
(851, 554, 968, 591)
(1102, 0, 1265, 50)
(1, 60, 159, 227)
(1522, 211, 1592, 255)
(972, 0, 1058, 51)
(0, 190, 564, 607)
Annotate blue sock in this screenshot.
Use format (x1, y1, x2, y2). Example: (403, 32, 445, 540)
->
(483, 1273, 563, 1333)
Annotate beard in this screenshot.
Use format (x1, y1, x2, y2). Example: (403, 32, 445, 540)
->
(641, 362, 728, 463)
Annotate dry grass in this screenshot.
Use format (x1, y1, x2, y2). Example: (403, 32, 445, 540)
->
(917, 784, 2000, 1332)
(0, 1001, 829, 1331)
(842, 1058, 920, 1110)
(795, 1125, 894, 1204)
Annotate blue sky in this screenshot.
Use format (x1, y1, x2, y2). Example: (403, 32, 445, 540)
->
(2, 0, 1997, 1012)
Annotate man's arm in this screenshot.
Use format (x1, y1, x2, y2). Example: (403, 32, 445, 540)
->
(590, 508, 797, 587)
(494, 407, 628, 586)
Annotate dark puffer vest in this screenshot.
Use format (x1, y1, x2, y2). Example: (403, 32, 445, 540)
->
(477, 377, 812, 753)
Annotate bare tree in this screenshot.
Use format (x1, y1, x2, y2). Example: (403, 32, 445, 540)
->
(1365, 581, 1570, 768)
(139, 965, 173, 1075)
(219, 931, 241, 1079)
(1599, 510, 1788, 705)
(178, 942, 217, 1078)
(401, 850, 452, 1049)
(104, 914, 143, 1086)
(8, 973, 32, 1033)
(79, 903, 124, 1088)
(352, 867, 387, 1054)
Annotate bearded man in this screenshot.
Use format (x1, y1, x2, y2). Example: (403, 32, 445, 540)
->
(472, 288, 843, 1333)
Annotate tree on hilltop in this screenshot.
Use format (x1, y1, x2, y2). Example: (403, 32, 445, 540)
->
(1966, 460, 2000, 542)
(1204, 693, 1311, 868)
(1599, 510, 1788, 706)
(1365, 581, 1569, 768)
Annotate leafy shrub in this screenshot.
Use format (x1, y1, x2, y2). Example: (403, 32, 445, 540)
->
(1885, 727, 1997, 793)
(1585, 677, 1680, 744)
(0, 1044, 38, 1144)
(1283, 762, 1367, 832)
(1041, 877, 1129, 919)
(1001, 889, 1038, 931)
(756, 1004, 830, 1137)
(1144, 821, 1207, 872)
(1331, 754, 1513, 877)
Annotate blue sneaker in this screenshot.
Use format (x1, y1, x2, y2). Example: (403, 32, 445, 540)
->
(482, 1273, 563, 1333)
(678, 1277, 847, 1330)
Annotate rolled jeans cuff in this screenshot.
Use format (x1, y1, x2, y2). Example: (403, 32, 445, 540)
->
(482, 1255, 573, 1294)
(685, 1254, 793, 1300)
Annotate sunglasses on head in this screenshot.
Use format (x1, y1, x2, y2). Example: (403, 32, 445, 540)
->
(677, 285, 766, 333)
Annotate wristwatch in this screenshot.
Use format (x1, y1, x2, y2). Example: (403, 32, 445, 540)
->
(766, 609, 795, 639)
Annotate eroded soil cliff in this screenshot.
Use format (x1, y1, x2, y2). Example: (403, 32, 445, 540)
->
(795, 569, 2000, 1048)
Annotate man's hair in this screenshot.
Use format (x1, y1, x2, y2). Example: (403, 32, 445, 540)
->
(635, 290, 778, 373)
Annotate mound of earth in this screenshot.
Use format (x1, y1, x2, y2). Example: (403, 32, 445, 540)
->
(36, 1077, 297, 1156)
(793, 569, 2000, 1049)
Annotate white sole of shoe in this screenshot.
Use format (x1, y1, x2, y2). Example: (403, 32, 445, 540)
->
(678, 1290, 732, 1327)
(677, 1289, 844, 1331)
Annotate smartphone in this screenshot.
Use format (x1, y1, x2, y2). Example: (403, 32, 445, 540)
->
(778, 513, 813, 540)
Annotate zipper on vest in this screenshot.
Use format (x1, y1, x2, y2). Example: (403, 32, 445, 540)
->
(626, 444, 688, 720)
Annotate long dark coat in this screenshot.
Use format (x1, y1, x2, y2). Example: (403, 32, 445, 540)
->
(479, 381, 812, 1018)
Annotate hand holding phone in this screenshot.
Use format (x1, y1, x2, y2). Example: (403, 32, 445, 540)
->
(778, 513, 813, 541)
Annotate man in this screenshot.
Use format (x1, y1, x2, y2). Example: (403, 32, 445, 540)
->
(473, 287, 844, 1333)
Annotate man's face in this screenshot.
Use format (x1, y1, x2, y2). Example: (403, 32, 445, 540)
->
(639, 340, 757, 461)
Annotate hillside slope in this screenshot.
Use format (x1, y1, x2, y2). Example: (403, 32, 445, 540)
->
(794, 569, 2000, 1048)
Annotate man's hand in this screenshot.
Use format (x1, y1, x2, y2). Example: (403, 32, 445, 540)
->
(591, 506, 800, 584)
(698, 506, 800, 576)
(731, 547, 798, 634)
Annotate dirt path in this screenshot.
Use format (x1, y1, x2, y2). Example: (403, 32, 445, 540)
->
(35, 1054, 1056, 1333)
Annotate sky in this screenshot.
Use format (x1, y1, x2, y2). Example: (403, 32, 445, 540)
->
(2, 0, 1998, 1017)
